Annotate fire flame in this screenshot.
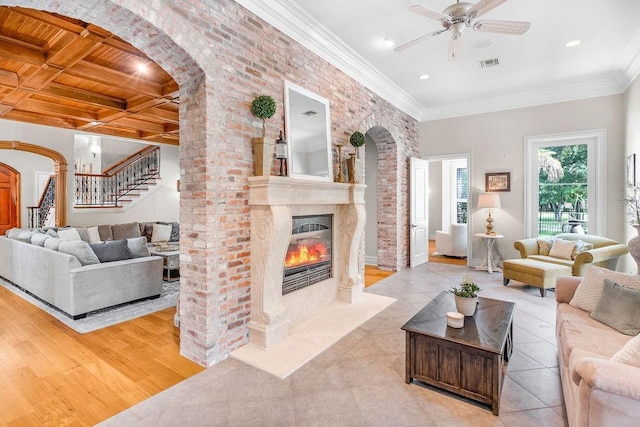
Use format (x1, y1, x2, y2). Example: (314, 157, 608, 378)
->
(285, 243, 328, 268)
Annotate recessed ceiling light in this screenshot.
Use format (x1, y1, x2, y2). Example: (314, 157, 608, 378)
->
(381, 38, 395, 48)
(419, 74, 430, 80)
(566, 40, 581, 48)
(473, 39, 494, 49)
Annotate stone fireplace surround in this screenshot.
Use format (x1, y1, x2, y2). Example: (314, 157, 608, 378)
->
(249, 176, 366, 348)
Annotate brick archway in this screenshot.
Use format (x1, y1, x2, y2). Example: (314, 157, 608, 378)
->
(0, 141, 67, 227)
(365, 125, 410, 271)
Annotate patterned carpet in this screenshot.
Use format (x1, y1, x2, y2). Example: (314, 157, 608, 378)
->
(0, 278, 179, 334)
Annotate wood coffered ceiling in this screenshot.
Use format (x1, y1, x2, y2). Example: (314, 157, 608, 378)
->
(0, 7, 179, 145)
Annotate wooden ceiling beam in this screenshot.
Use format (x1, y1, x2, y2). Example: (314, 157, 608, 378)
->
(67, 61, 163, 97)
(108, 116, 166, 133)
(18, 98, 97, 121)
(0, 39, 45, 65)
(3, 108, 77, 128)
(126, 96, 171, 112)
(41, 83, 126, 110)
(133, 107, 179, 124)
(0, 69, 18, 88)
(46, 32, 107, 69)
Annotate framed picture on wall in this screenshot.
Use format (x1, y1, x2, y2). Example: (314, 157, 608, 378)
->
(485, 172, 511, 192)
(627, 154, 636, 185)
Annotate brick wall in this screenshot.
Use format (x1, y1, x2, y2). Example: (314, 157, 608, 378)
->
(4, 0, 419, 366)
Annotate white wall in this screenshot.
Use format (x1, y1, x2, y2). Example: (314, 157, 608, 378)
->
(0, 120, 180, 227)
(364, 137, 378, 263)
(420, 95, 625, 265)
(623, 75, 640, 272)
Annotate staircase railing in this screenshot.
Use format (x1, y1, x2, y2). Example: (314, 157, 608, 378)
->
(75, 146, 160, 207)
(27, 175, 56, 228)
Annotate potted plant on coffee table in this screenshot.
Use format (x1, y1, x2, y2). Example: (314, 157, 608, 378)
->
(450, 275, 482, 316)
(250, 94, 277, 176)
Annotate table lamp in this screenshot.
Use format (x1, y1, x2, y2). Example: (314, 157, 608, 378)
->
(478, 193, 501, 235)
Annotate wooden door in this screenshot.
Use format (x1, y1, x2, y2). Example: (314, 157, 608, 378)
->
(0, 163, 20, 235)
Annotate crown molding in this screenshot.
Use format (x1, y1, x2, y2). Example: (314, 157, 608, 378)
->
(234, 0, 424, 121)
(420, 78, 624, 122)
(235, 0, 640, 124)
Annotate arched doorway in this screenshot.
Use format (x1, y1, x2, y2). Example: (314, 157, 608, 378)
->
(0, 141, 67, 227)
(0, 162, 20, 234)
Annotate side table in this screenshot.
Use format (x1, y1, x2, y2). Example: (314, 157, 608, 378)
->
(474, 233, 503, 273)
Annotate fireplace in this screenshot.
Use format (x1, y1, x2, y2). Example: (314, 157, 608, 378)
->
(283, 214, 333, 295)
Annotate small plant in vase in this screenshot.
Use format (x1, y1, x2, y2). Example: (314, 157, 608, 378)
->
(250, 94, 277, 176)
(347, 131, 366, 183)
(450, 275, 482, 316)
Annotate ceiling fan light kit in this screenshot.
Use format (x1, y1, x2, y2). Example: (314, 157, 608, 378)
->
(395, 0, 531, 60)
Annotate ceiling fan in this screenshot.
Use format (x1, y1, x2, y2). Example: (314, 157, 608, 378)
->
(394, 0, 531, 60)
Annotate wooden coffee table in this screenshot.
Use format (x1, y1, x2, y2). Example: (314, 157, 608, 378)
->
(401, 291, 514, 415)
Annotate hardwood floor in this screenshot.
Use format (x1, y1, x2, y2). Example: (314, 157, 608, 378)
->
(428, 239, 467, 266)
(0, 265, 394, 425)
(0, 285, 204, 426)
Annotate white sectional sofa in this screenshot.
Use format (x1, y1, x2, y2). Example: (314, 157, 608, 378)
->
(0, 223, 164, 319)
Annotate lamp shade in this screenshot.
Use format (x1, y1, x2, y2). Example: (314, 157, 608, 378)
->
(478, 193, 501, 209)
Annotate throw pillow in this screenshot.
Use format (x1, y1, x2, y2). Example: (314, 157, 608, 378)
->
(44, 237, 62, 251)
(159, 221, 180, 242)
(537, 238, 555, 256)
(571, 240, 594, 260)
(590, 279, 640, 336)
(126, 236, 150, 258)
(570, 265, 640, 312)
(90, 239, 134, 263)
(111, 222, 141, 240)
(30, 233, 50, 247)
(58, 240, 100, 265)
(141, 223, 154, 242)
(45, 228, 57, 238)
(612, 334, 640, 368)
(151, 223, 172, 242)
(57, 227, 82, 241)
(76, 226, 101, 244)
(549, 238, 577, 260)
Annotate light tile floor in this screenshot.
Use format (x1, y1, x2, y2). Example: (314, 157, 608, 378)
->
(100, 263, 567, 426)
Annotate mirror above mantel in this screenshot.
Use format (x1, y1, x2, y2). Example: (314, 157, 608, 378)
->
(284, 81, 332, 181)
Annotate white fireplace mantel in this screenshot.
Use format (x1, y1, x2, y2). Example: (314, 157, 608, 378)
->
(248, 176, 366, 348)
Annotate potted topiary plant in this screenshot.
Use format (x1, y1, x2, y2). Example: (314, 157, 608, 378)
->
(250, 94, 277, 176)
(347, 131, 366, 183)
(450, 275, 482, 316)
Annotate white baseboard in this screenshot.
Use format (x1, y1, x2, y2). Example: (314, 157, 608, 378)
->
(364, 256, 378, 266)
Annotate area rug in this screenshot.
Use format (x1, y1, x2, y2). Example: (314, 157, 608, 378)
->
(0, 278, 179, 334)
(230, 293, 396, 379)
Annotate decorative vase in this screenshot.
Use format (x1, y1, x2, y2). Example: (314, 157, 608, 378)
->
(251, 137, 275, 176)
(454, 295, 477, 316)
(628, 226, 640, 274)
(335, 144, 345, 183)
(346, 153, 356, 184)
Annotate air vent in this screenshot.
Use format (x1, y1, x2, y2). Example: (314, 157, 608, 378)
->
(302, 110, 318, 116)
(478, 57, 500, 68)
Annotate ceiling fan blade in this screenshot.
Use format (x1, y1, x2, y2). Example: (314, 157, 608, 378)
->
(394, 29, 447, 52)
(448, 37, 462, 61)
(473, 20, 531, 35)
(468, 0, 509, 19)
(408, 4, 451, 22)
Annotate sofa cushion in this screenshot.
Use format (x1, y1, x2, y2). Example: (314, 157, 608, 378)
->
(58, 240, 100, 265)
(6, 228, 23, 239)
(98, 224, 113, 241)
(30, 233, 50, 247)
(556, 301, 618, 337)
(111, 222, 141, 240)
(549, 238, 577, 259)
(126, 236, 150, 258)
(90, 239, 133, 263)
(45, 228, 57, 238)
(140, 222, 154, 242)
(151, 223, 172, 242)
(16, 230, 35, 243)
(559, 321, 630, 368)
(44, 237, 62, 251)
(590, 279, 640, 336)
(77, 226, 101, 244)
(612, 333, 640, 368)
(528, 255, 574, 268)
(57, 227, 82, 241)
(570, 265, 640, 313)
